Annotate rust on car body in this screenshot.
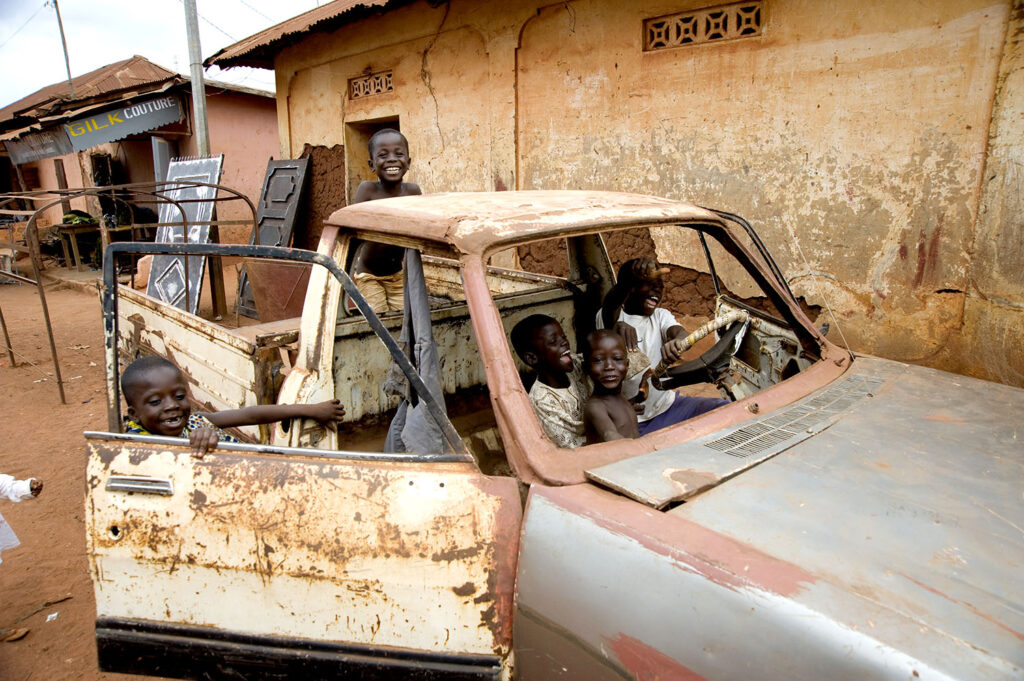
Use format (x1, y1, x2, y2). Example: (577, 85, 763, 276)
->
(326, 190, 722, 255)
(87, 436, 521, 656)
(86, 190, 1023, 679)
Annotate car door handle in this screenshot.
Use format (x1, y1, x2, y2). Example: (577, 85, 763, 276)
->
(105, 476, 174, 496)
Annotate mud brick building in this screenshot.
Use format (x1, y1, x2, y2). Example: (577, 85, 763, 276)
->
(209, 0, 1024, 387)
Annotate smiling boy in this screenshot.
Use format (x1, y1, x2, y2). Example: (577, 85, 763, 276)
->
(582, 330, 639, 444)
(122, 356, 345, 457)
(511, 314, 591, 449)
(597, 258, 728, 434)
(349, 128, 422, 313)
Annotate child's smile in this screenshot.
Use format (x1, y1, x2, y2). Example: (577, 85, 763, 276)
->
(624, 277, 664, 317)
(587, 334, 628, 392)
(368, 132, 410, 185)
(531, 322, 574, 373)
(127, 366, 192, 437)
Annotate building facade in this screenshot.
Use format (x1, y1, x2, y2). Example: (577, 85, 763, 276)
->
(212, 0, 1024, 387)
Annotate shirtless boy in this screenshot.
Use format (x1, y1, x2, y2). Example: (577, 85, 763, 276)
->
(121, 356, 345, 457)
(597, 258, 728, 434)
(349, 128, 422, 313)
(582, 330, 639, 444)
(511, 314, 590, 449)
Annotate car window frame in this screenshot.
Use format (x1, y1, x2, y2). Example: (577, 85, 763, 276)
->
(100, 240, 472, 460)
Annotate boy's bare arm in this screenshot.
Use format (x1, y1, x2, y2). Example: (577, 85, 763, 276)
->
(203, 400, 346, 429)
(584, 400, 625, 443)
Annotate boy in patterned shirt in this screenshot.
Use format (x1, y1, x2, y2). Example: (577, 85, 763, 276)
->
(510, 314, 591, 449)
(121, 356, 345, 457)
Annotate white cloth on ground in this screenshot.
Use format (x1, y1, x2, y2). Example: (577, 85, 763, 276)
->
(0, 475, 35, 563)
(0, 475, 34, 502)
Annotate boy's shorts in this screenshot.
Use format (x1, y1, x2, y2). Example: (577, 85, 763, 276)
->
(354, 271, 404, 313)
(637, 393, 729, 436)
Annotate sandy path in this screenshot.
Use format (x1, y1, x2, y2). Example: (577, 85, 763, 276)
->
(0, 280, 159, 681)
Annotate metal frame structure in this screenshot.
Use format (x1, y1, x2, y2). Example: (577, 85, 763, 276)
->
(101, 240, 469, 456)
(0, 181, 258, 404)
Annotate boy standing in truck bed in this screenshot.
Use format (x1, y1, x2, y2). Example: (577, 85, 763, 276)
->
(349, 128, 421, 313)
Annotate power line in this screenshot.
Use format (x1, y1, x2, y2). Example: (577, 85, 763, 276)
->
(234, 0, 273, 23)
(0, 1, 48, 51)
(174, 0, 236, 42)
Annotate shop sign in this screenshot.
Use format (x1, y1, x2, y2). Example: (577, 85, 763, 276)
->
(5, 127, 74, 164)
(65, 95, 183, 151)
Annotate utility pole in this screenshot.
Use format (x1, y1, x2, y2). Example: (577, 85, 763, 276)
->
(183, 0, 210, 156)
(52, 0, 74, 99)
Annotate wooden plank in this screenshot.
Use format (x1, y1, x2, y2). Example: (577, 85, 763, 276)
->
(237, 158, 311, 318)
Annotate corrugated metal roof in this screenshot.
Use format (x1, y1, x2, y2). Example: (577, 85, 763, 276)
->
(0, 55, 177, 126)
(205, 0, 413, 70)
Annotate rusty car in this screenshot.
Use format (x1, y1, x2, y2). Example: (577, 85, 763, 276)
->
(86, 191, 1023, 680)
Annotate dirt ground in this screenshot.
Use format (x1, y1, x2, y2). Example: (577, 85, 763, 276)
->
(0, 278, 158, 681)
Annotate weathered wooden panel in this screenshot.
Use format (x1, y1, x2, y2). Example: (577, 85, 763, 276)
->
(238, 157, 311, 317)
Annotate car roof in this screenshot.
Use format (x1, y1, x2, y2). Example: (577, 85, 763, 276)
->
(325, 190, 724, 255)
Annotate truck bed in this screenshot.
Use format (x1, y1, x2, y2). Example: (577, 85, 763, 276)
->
(117, 258, 577, 443)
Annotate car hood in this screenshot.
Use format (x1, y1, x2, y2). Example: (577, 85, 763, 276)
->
(664, 357, 1023, 676)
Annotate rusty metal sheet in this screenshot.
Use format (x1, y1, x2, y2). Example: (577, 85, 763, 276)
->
(325, 190, 724, 255)
(242, 259, 311, 322)
(146, 156, 224, 314)
(237, 157, 310, 318)
(206, 0, 404, 69)
(85, 436, 521, 661)
(585, 370, 890, 508)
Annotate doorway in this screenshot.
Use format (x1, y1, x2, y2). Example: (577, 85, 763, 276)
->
(344, 116, 399, 204)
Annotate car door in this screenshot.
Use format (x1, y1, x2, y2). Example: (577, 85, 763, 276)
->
(87, 242, 521, 680)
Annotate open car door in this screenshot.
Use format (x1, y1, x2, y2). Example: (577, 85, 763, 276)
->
(86, 243, 521, 680)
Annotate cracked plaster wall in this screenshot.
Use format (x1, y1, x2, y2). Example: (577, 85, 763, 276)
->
(931, 1, 1024, 386)
(273, 0, 1024, 386)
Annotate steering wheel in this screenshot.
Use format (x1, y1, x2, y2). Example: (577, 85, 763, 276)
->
(653, 310, 748, 389)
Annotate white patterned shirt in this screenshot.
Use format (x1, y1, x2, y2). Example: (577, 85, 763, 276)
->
(527, 355, 591, 449)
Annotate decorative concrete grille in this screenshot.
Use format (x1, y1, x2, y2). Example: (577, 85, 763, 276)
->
(349, 71, 394, 99)
(644, 1, 762, 51)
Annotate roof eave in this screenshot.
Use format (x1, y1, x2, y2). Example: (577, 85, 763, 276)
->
(205, 0, 416, 71)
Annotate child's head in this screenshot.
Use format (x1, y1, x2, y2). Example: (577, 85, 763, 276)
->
(583, 330, 628, 393)
(121, 356, 191, 436)
(618, 257, 666, 317)
(367, 128, 411, 184)
(511, 314, 573, 376)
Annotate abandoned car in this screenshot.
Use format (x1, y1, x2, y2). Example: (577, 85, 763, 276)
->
(86, 191, 1023, 679)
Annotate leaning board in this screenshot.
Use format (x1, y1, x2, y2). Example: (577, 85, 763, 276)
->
(236, 157, 311, 317)
(146, 155, 224, 313)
